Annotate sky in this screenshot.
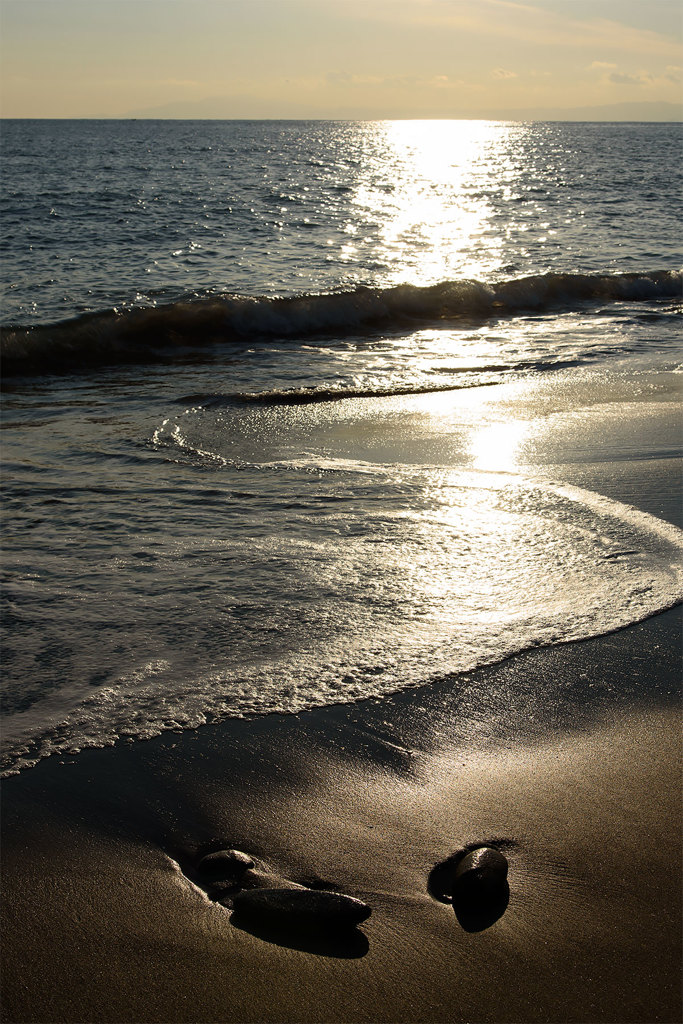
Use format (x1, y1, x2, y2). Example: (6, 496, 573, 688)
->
(1, 0, 681, 119)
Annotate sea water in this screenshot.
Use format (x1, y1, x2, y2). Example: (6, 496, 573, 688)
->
(1, 120, 681, 775)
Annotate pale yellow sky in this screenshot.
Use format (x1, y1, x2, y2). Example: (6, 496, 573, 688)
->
(1, 0, 681, 119)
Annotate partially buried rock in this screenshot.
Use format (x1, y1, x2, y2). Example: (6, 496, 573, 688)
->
(232, 888, 371, 930)
(453, 847, 508, 906)
(196, 848, 255, 884)
(210, 879, 244, 900)
(239, 868, 307, 892)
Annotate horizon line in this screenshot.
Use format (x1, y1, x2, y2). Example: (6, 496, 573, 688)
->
(2, 115, 682, 123)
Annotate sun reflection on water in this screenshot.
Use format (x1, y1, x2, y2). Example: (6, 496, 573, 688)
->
(470, 419, 530, 473)
(348, 120, 524, 284)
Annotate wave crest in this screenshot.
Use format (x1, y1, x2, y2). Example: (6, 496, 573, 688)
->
(2, 269, 680, 376)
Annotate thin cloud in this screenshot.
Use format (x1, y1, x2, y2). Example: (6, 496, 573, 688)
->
(325, 71, 354, 85)
(429, 74, 469, 88)
(356, 0, 682, 58)
(492, 68, 518, 79)
(589, 62, 678, 89)
(608, 71, 653, 86)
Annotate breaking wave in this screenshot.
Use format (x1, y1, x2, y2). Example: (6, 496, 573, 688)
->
(2, 269, 680, 376)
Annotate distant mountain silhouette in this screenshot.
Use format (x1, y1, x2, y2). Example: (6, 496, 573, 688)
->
(490, 101, 682, 122)
(122, 98, 681, 121)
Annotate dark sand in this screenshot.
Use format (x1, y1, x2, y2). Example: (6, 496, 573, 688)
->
(2, 377, 681, 1023)
(2, 605, 681, 1024)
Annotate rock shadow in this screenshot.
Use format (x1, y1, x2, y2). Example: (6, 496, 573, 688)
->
(453, 880, 509, 932)
(428, 852, 462, 904)
(428, 838, 515, 931)
(230, 912, 370, 958)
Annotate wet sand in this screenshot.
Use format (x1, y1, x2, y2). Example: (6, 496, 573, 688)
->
(2, 372, 681, 1023)
(1, 603, 681, 1024)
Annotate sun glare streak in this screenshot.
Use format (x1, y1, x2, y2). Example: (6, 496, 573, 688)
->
(350, 120, 519, 284)
(415, 465, 535, 613)
(470, 420, 530, 472)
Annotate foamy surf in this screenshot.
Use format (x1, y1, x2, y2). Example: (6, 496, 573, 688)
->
(2, 475, 681, 777)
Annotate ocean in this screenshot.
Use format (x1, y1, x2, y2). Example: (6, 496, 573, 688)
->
(1, 119, 681, 777)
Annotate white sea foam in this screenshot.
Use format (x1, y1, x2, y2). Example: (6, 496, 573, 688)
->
(2, 473, 681, 776)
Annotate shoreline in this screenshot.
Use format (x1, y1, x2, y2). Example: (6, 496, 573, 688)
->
(2, 372, 682, 1023)
(2, 604, 681, 1023)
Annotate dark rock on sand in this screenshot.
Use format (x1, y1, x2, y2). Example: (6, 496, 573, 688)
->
(452, 847, 509, 932)
(209, 879, 242, 899)
(239, 868, 308, 892)
(426, 842, 511, 931)
(196, 848, 254, 883)
(232, 888, 371, 929)
(217, 870, 308, 908)
(453, 846, 508, 900)
(427, 838, 515, 905)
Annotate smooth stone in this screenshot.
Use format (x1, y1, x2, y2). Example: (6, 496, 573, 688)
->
(216, 873, 307, 910)
(196, 848, 255, 882)
(453, 847, 508, 902)
(209, 879, 241, 899)
(240, 869, 307, 891)
(232, 888, 371, 929)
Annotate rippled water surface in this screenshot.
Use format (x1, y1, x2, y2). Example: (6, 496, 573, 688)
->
(3, 119, 681, 323)
(1, 120, 682, 774)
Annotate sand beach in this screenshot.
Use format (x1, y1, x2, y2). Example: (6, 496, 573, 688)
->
(1, 610, 681, 1023)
